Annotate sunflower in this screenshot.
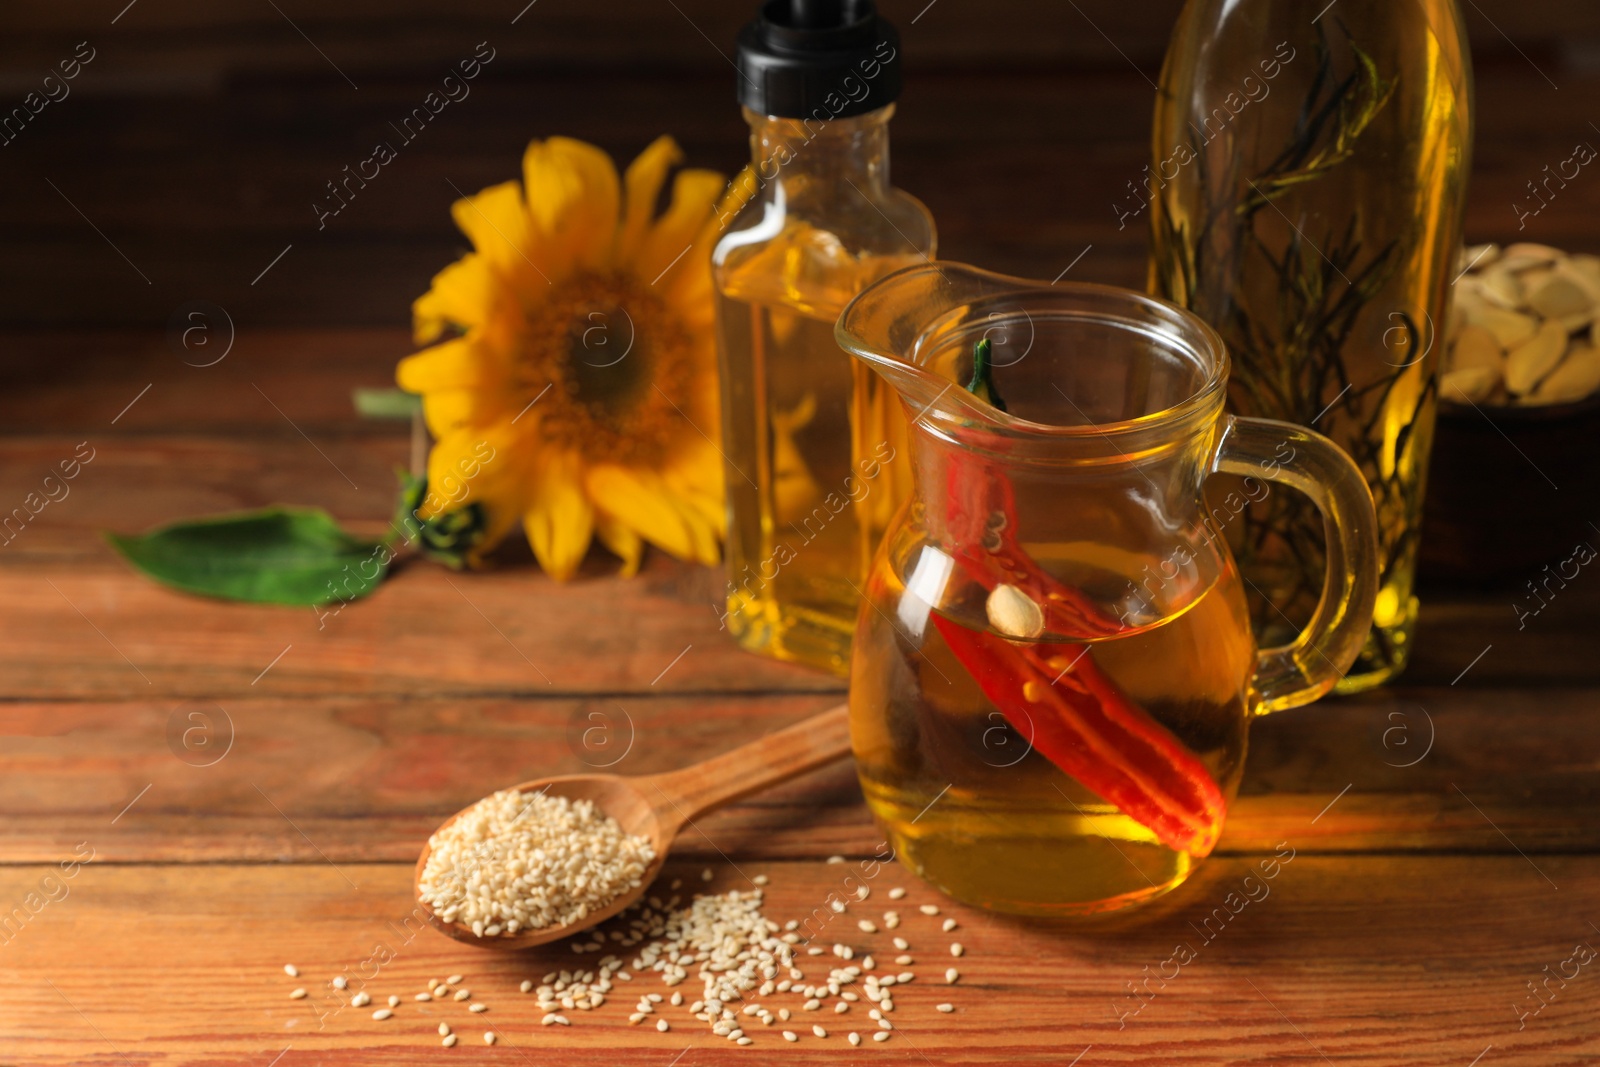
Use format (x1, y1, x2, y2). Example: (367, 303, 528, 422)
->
(397, 136, 742, 579)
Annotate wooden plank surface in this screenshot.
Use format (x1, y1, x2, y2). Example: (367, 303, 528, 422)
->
(2, 857, 1596, 1066)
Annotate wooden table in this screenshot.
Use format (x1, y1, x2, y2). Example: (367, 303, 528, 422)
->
(3, 330, 1598, 1066)
(5, 2, 1600, 1061)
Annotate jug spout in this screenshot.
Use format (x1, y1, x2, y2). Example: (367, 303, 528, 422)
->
(835, 262, 1028, 431)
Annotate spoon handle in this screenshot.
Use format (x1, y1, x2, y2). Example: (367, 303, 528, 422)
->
(647, 702, 852, 828)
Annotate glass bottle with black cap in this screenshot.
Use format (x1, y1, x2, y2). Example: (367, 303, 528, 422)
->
(714, 0, 936, 676)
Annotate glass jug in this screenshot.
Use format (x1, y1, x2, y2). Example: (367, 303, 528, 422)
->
(835, 263, 1380, 915)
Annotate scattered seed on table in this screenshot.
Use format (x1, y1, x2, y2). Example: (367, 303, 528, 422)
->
(283, 964, 299, 978)
(813, 1025, 828, 1038)
(288, 989, 307, 1000)
(849, 1032, 862, 1046)
(943, 918, 958, 932)
(753, 874, 769, 886)
(438, 1022, 452, 1036)
(835, 1002, 849, 1014)
(415, 993, 432, 1001)
(520, 980, 533, 993)
(862, 955, 876, 971)
(879, 1019, 894, 1031)
(950, 943, 964, 957)
(657, 1019, 670, 1032)
(858, 920, 878, 933)
(919, 904, 939, 916)
(936, 1003, 955, 1013)
(454, 989, 471, 1001)
(372, 1009, 393, 1021)
(332, 976, 347, 990)
(469, 1002, 487, 1013)
(897, 972, 914, 983)
(841, 992, 859, 1002)
(388, 995, 400, 1008)
(856, 885, 870, 900)
(888, 887, 906, 900)
(702, 868, 713, 882)
(874, 1031, 891, 1042)
(351, 992, 370, 1008)
(826, 856, 845, 864)
(892, 937, 909, 950)
(895, 956, 913, 965)
(442, 1034, 458, 1048)
(670, 991, 683, 1006)
(484, 1032, 496, 1045)
(883, 911, 899, 929)
(447, 975, 463, 985)
(737, 1037, 753, 1045)
(782, 1031, 798, 1042)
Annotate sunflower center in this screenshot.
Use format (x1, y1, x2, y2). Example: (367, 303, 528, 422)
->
(519, 272, 694, 465)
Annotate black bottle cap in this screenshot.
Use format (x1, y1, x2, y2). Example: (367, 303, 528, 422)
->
(735, 0, 902, 120)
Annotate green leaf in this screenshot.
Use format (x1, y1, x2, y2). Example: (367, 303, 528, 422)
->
(106, 507, 391, 606)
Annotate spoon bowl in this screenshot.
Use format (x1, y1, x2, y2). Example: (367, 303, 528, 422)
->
(414, 702, 851, 950)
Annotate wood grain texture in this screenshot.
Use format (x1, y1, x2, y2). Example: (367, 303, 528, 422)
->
(2, 685, 1597, 864)
(1, 857, 1596, 1066)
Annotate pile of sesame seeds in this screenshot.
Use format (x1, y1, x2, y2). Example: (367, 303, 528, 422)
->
(417, 789, 655, 937)
(279, 862, 970, 1050)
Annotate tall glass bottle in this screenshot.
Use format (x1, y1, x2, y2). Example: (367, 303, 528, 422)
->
(1147, 0, 1472, 690)
(714, 0, 935, 675)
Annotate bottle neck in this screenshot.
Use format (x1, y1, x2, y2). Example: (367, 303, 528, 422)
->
(745, 105, 894, 200)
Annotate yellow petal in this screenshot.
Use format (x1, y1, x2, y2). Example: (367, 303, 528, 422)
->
(634, 168, 725, 288)
(586, 464, 715, 564)
(618, 136, 683, 265)
(396, 336, 492, 394)
(523, 452, 593, 581)
(450, 181, 530, 269)
(594, 511, 644, 577)
(523, 137, 621, 274)
(419, 423, 527, 522)
(412, 253, 496, 345)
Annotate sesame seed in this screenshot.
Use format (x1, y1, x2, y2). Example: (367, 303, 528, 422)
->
(447, 975, 463, 985)
(946, 968, 960, 983)
(826, 856, 845, 864)
(950, 943, 964, 957)
(388, 995, 400, 1008)
(484, 1032, 497, 1045)
(892, 937, 909, 950)
(415, 992, 432, 1001)
(453, 989, 471, 1001)
(856, 885, 870, 900)
(283, 964, 299, 978)
(883, 911, 900, 929)
(520, 980, 533, 993)
(919, 904, 940, 916)
(783, 1031, 798, 1042)
(849, 1032, 862, 1046)
(858, 920, 877, 933)
(936, 1003, 954, 1013)
(804, 998, 821, 1011)
(943, 918, 958, 932)
(418, 790, 655, 937)
(862, 955, 876, 971)
(879, 1018, 894, 1030)
(469, 1003, 487, 1013)
(737, 1037, 753, 1045)
(895, 955, 913, 965)
(753, 874, 769, 886)
(438, 1023, 451, 1036)
(442, 1034, 458, 1048)
(874, 1030, 891, 1042)
(888, 887, 906, 900)
(657, 1019, 670, 1032)
(813, 1025, 828, 1038)
(332, 976, 347, 990)
(371, 1009, 393, 1021)
(835, 1002, 849, 1014)
(350, 992, 370, 1008)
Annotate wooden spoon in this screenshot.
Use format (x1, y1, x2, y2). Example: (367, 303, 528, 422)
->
(414, 702, 852, 949)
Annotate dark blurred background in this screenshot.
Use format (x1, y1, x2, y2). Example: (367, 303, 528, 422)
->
(0, 1, 1595, 330)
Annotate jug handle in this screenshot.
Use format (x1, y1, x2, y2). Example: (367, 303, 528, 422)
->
(1210, 415, 1381, 714)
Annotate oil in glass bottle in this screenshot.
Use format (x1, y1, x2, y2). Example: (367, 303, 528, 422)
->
(1147, 0, 1473, 690)
(715, 0, 935, 675)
